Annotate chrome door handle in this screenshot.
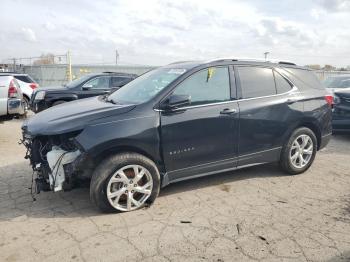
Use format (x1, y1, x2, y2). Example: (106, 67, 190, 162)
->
(220, 108, 237, 115)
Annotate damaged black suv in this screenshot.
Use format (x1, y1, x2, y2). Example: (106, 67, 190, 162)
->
(22, 58, 332, 212)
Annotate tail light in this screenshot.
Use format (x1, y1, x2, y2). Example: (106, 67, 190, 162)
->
(324, 95, 334, 107)
(29, 83, 38, 89)
(8, 80, 18, 98)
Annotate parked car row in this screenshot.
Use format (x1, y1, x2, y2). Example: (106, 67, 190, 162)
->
(22, 58, 333, 212)
(3, 68, 350, 134)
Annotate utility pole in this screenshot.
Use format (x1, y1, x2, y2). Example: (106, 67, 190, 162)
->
(264, 52, 270, 61)
(12, 58, 16, 72)
(66, 51, 72, 82)
(115, 49, 119, 65)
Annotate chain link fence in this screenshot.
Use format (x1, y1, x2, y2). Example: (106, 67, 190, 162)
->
(314, 70, 350, 81)
(22, 64, 155, 86)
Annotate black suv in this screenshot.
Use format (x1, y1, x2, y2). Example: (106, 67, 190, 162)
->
(22, 59, 332, 213)
(30, 72, 137, 113)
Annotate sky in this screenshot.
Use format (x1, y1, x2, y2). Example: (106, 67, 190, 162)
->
(0, 0, 350, 67)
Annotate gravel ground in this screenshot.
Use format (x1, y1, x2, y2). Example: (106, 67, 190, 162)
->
(0, 117, 350, 262)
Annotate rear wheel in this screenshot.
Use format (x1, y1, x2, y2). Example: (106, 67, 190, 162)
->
(90, 153, 160, 212)
(280, 127, 317, 175)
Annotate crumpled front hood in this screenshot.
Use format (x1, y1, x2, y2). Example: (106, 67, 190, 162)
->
(22, 96, 135, 136)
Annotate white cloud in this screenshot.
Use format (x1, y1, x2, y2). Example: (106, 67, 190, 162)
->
(21, 27, 37, 42)
(310, 8, 322, 19)
(44, 21, 55, 31)
(318, 0, 350, 12)
(0, 0, 349, 67)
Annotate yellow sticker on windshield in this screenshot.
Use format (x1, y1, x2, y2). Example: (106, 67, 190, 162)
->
(207, 67, 215, 82)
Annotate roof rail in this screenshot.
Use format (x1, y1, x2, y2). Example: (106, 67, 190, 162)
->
(102, 71, 135, 74)
(277, 61, 296, 66)
(168, 60, 197, 65)
(206, 56, 296, 65)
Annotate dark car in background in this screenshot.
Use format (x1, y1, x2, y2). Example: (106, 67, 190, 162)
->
(333, 89, 350, 131)
(324, 75, 350, 92)
(322, 75, 350, 131)
(22, 58, 332, 213)
(30, 72, 137, 112)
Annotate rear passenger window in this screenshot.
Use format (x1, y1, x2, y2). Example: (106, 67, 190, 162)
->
(238, 67, 276, 98)
(14, 75, 34, 83)
(274, 71, 292, 93)
(111, 77, 130, 87)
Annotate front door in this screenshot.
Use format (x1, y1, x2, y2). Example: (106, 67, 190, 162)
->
(160, 66, 239, 182)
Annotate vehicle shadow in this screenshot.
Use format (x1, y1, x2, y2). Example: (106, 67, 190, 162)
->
(0, 161, 284, 220)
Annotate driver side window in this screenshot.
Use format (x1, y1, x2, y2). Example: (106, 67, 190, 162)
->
(83, 76, 110, 89)
(173, 67, 230, 106)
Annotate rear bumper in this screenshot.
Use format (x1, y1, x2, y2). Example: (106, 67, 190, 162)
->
(8, 98, 25, 115)
(319, 133, 332, 150)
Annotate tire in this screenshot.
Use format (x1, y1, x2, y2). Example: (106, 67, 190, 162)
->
(279, 127, 317, 175)
(90, 152, 160, 213)
(23, 96, 30, 111)
(52, 100, 66, 106)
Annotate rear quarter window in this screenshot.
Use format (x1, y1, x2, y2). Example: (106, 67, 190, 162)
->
(274, 71, 292, 94)
(14, 75, 36, 83)
(283, 68, 324, 90)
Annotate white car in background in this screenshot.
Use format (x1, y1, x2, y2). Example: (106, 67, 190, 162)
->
(0, 75, 25, 120)
(0, 73, 39, 110)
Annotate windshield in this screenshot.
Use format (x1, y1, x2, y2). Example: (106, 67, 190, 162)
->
(108, 68, 186, 104)
(65, 75, 94, 88)
(324, 76, 350, 89)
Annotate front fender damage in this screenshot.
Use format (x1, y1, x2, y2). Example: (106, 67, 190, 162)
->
(21, 131, 93, 194)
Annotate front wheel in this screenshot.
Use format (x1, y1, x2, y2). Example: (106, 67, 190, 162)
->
(90, 153, 160, 212)
(280, 127, 317, 175)
(23, 96, 30, 111)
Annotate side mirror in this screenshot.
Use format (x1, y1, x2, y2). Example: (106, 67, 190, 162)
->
(161, 94, 191, 110)
(82, 85, 92, 90)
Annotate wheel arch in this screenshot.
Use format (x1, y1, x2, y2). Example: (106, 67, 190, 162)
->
(293, 120, 322, 150)
(90, 145, 165, 174)
(22, 93, 30, 101)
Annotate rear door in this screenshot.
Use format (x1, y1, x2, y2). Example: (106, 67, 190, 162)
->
(236, 65, 302, 166)
(160, 66, 239, 182)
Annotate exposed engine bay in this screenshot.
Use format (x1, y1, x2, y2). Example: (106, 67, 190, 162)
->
(21, 130, 90, 194)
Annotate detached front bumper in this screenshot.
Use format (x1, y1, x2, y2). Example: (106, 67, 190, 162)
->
(8, 98, 25, 115)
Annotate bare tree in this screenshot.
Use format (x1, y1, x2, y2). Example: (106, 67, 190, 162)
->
(323, 64, 336, 71)
(306, 64, 321, 70)
(33, 53, 55, 65)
